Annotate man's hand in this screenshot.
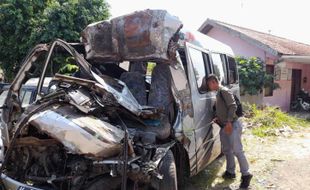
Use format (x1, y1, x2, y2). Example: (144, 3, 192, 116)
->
(224, 122, 233, 135)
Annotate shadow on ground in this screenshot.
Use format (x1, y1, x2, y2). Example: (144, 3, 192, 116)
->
(185, 127, 310, 190)
(185, 156, 240, 190)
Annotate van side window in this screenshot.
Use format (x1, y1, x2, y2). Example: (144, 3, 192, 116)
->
(227, 56, 238, 84)
(211, 53, 227, 85)
(203, 53, 212, 77)
(188, 47, 207, 93)
(177, 50, 188, 76)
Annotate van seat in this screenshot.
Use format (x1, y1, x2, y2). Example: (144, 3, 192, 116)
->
(148, 64, 174, 117)
(120, 72, 147, 105)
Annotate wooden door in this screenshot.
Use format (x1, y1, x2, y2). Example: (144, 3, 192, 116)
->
(291, 69, 302, 102)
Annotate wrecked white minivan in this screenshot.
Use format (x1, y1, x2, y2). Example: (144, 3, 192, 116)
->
(0, 10, 239, 190)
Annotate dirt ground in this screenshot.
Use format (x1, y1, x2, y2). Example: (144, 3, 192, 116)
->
(186, 125, 310, 190)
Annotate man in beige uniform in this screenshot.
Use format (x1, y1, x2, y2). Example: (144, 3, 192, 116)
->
(206, 74, 252, 189)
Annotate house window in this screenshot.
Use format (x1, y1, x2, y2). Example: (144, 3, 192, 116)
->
(264, 65, 275, 96)
(188, 47, 208, 93)
(227, 56, 238, 84)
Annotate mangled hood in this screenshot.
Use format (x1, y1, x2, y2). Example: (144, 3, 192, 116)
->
(29, 104, 124, 158)
(82, 9, 183, 63)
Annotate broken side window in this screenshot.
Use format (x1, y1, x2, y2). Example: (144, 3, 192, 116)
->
(20, 52, 47, 102)
(21, 90, 33, 107)
(177, 49, 188, 77)
(39, 47, 80, 96)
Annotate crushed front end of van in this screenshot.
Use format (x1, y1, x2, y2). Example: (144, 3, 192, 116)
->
(0, 10, 198, 190)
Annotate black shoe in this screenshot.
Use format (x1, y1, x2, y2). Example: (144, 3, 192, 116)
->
(222, 171, 236, 179)
(240, 174, 253, 189)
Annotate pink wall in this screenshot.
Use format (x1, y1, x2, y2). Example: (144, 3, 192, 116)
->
(207, 28, 267, 60)
(286, 62, 310, 91)
(263, 63, 310, 111)
(262, 59, 291, 111)
(263, 80, 292, 111)
(206, 27, 310, 111)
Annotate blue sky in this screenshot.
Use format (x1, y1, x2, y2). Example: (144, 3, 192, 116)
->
(107, 0, 310, 45)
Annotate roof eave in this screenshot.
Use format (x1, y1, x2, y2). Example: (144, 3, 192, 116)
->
(199, 19, 280, 57)
(280, 55, 310, 64)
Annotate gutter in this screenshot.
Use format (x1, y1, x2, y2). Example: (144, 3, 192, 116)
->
(280, 55, 310, 64)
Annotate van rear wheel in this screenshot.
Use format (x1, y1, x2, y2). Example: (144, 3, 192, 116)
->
(152, 150, 178, 190)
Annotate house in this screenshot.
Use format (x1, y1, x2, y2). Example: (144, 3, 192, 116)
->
(199, 19, 310, 111)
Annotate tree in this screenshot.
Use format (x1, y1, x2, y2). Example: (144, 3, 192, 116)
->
(0, 0, 110, 81)
(236, 56, 279, 96)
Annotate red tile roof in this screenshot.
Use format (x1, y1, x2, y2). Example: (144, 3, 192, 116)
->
(199, 19, 310, 56)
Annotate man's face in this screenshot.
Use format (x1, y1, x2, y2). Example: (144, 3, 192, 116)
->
(207, 79, 219, 91)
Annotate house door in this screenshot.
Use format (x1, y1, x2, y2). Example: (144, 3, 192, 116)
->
(291, 69, 302, 102)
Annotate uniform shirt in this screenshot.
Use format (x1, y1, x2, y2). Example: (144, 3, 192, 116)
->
(216, 86, 237, 125)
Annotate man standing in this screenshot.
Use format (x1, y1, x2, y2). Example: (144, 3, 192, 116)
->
(206, 74, 252, 189)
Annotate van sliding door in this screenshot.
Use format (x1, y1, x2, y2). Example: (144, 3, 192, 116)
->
(185, 43, 221, 175)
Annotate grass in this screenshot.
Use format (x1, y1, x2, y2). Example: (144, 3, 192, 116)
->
(243, 104, 310, 137)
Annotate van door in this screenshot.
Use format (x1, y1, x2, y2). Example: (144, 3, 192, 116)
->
(185, 43, 221, 174)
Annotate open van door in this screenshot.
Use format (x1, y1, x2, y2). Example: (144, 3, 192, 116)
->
(184, 43, 222, 174)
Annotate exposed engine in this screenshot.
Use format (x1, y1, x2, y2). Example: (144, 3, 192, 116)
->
(2, 75, 174, 190)
(7, 135, 125, 190)
(5, 125, 169, 189)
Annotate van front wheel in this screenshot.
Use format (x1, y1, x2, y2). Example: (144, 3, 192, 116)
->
(152, 150, 178, 190)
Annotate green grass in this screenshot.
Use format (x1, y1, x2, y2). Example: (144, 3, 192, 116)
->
(244, 104, 310, 137)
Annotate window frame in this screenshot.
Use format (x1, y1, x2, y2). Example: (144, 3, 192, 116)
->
(226, 55, 239, 84)
(185, 44, 211, 94)
(210, 52, 228, 85)
(264, 64, 275, 97)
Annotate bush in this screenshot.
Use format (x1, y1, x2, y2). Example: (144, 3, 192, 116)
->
(236, 57, 279, 96)
(244, 104, 310, 137)
(0, 0, 110, 81)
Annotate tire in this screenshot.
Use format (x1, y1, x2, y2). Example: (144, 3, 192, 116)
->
(152, 150, 178, 190)
(291, 101, 300, 111)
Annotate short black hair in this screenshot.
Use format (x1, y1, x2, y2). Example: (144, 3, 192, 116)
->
(206, 74, 219, 83)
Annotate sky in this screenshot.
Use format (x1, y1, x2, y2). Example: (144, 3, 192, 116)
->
(107, 0, 310, 45)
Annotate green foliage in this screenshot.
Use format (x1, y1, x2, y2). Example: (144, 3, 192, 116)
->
(59, 64, 79, 75)
(244, 104, 310, 137)
(0, 0, 110, 81)
(58, 57, 79, 75)
(147, 62, 156, 76)
(236, 56, 279, 95)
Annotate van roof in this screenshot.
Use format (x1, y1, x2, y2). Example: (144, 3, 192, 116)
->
(180, 29, 234, 56)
